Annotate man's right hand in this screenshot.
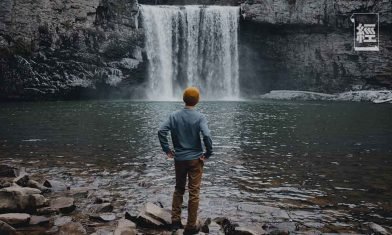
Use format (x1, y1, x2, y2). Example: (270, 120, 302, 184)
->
(166, 150, 174, 159)
(199, 155, 206, 161)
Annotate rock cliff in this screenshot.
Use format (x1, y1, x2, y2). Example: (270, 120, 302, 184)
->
(239, 0, 392, 94)
(0, 0, 144, 100)
(0, 0, 391, 100)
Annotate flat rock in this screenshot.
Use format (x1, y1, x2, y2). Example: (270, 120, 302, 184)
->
(54, 216, 73, 226)
(0, 220, 16, 235)
(69, 187, 92, 198)
(0, 213, 31, 225)
(29, 215, 50, 225)
(114, 218, 137, 235)
(90, 213, 116, 222)
(44, 180, 68, 192)
(0, 165, 17, 178)
(93, 228, 114, 235)
(59, 222, 87, 235)
(50, 197, 75, 214)
(136, 202, 171, 228)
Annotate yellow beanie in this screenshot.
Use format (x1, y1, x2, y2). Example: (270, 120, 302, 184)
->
(183, 87, 200, 106)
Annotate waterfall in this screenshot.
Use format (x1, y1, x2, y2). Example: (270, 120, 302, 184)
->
(140, 5, 240, 100)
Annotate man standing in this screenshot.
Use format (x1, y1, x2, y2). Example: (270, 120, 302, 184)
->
(158, 87, 213, 234)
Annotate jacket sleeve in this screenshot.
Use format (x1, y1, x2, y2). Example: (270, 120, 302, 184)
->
(200, 115, 213, 158)
(158, 117, 171, 154)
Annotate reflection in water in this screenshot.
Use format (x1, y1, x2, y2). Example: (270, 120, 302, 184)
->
(0, 100, 391, 228)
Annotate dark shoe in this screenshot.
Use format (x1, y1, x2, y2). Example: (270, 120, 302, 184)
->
(183, 227, 199, 235)
(171, 221, 184, 231)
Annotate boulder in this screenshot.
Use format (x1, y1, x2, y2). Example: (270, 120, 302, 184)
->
(136, 202, 171, 228)
(59, 222, 87, 235)
(50, 197, 76, 214)
(0, 186, 47, 212)
(13, 174, 29, 187)
(0, 220, 16, 235)
(0, 213, 30, 226)
(44, 180, 68, 191)
(29, 215, 50, 225)
(0, 165, 17, 178)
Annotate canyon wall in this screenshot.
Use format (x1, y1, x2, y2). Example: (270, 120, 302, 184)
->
(0, 0, 391, 100)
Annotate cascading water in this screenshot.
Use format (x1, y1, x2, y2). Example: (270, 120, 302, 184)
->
(140, 5, 240, 100)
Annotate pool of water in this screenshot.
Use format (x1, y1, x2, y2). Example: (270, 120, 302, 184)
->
(0, 100, 391, 229)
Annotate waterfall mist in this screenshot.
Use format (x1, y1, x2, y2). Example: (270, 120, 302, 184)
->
(140, 5, 240, 100)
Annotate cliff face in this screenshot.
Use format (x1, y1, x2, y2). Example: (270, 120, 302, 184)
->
(0, 0, 144, 100)
(0, 0, 391, 100)
(239, 0, 392, 94)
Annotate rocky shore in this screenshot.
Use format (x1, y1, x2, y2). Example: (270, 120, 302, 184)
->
(0, 164, 390, 235)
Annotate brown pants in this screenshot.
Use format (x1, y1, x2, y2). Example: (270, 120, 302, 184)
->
(172, 158, 203, 229)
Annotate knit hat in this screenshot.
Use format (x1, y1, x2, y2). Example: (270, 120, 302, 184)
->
(183, 87, 200, 106)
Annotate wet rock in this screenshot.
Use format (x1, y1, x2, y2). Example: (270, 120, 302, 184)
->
(44, 180, 69, 192)
(0, 220, 16, 235)
(36, 206, 58, 215)
(88, 190, 112, 204)
(0, 213, 30, 226)
(90, 213, 116, 222)
(27, 180, 51, 193)
(115, 218, 136, 229)
(54, 216, 73, 226)
(200, 218, 211, 233)
(265, 222, 297, 234)
(0, 186, 47, 212)
(0, 178, 13, 189)
(87, 203, 114, 214)
(136, 202, 171, 228)
(29, 215, 50, 225)
(50, 197, 76, 214)
(13, 174, 29, 187)
(59, 222, 87, 235)
(92, 228, 114, 235)
(368, 222, 389, 235)
(0, 165, 17, 178)
(234, 226, 267, 235)
(69, 187, 92, 198)
(208, 221, 224, 234)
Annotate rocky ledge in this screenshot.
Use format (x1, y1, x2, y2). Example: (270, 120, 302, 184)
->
(0, 164, 391, 235)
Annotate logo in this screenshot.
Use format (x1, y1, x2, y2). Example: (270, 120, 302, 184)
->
(350, 13, 379, 51)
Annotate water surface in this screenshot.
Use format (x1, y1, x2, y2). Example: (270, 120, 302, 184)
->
(0, 100, 391, 229)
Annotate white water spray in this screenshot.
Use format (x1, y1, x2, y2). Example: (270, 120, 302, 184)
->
(140, 5, 240, 100)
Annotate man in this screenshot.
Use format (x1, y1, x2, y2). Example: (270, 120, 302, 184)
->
(158, 87, 213, 234)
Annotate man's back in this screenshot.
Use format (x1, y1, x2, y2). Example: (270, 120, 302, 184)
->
(158, 107, 212, 161)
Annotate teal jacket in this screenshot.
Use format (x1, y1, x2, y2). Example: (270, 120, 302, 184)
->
(158, 107, 213, 161)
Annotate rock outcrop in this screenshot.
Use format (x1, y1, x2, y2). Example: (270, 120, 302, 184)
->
(239, 0, 392, 94)
(0, 0, 144, 101)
